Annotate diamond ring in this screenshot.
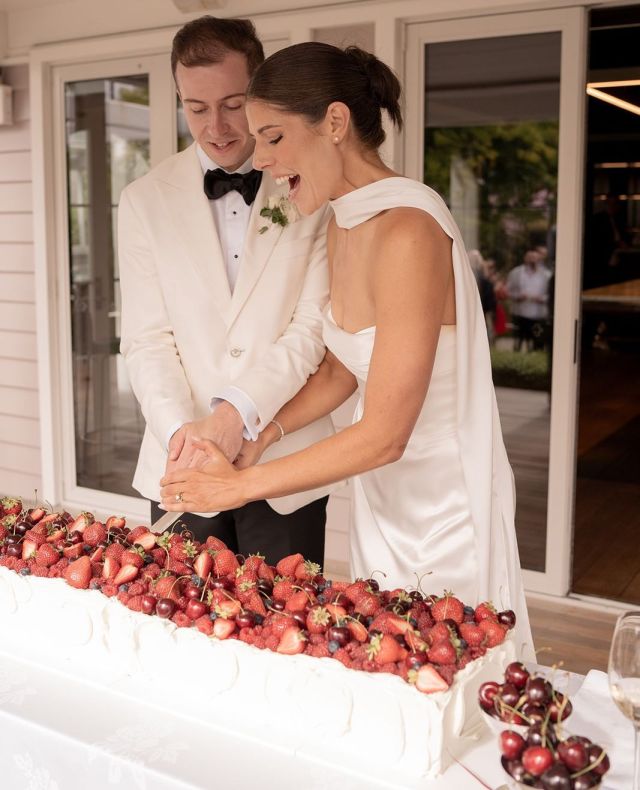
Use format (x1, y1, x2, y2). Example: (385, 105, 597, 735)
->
(175, 492, 183, 503)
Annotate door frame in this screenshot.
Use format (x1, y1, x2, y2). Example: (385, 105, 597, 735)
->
(403, 8, 588, 596)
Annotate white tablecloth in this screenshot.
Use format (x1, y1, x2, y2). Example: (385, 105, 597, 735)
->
(0, 651, 632, 790)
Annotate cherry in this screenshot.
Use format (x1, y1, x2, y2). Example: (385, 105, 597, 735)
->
(291, 612, 307, 629)
(408, 590, 424, 601)
(548, 693, 572, 722)
(501, 756, 527, 783)
(141, 594, 157, 615)
(365, 578, 379, 592)
(405, 651, 427, 670)
(156, 598, 176, 618)
(327, 625, 350, 646)
(505, 661, 530, 689)
(525, 677, 552, 705)
(256, 579, 273, 595)
(210, 576, 233, 591)
(14, 521, 29, 536)
(68, 532, 83, 545)
(522, 701, 546, 725)
(186, 599, 207, 620)
(271, 601, 285, 612)
(6, 544, 22, 558)
(540, 762, 571, 790)
(184, 584, 202, 600)
(522, 746, 554, 777)
(557, 738, 588, 771)
(236, 611, 257, 629)
(572, 772, 599, 790)
(499, 682, 521, 708)
(301, 581, 317, 596)
(527, 723, 558, 750)
(478, 681, 500, 710)
(498, 609, 517, 628)
(4, 534, 21, 545)
(586, 743, 610, 776)
(499, 729, 526, 760)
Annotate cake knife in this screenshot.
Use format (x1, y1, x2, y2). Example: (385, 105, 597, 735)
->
(148, 509, 184, 534)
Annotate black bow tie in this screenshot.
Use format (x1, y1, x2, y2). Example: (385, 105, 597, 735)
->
(203, 168, 262, 206)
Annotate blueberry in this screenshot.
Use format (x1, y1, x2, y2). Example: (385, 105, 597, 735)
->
(463, 605, 475, 616)
(19, 567, 31, 576)
(328, 640, 340, 654)
(89, 580, 100, 589)
(254, 614, 264, 625)
(459, 638, 468, 650)
(144, 554, 153, 565)
(317, 593, 327, 604)
(209, 612, 218, 621)
(191, 575, 203, 587)
(118, 583, 129, 592)
(365, 616, 373, 627)
(83, 544, 91, 551)
(409, 617, 418, 627)
(325, 580, 333, 588)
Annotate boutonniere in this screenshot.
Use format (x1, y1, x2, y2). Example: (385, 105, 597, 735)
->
(259, 195, 299, 234)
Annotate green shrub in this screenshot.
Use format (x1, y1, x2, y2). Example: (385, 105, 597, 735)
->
(490, 349, 550, 391)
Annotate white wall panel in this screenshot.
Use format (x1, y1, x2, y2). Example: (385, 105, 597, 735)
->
(0, 385, 39, 419)
(0, 243, 33, 272)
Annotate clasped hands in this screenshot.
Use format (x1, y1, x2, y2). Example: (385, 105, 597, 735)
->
(160, 402, 265, 512)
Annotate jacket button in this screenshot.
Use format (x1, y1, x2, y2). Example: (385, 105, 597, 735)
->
(230, 348, 243, 358)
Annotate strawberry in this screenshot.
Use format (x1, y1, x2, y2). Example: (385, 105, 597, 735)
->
(275, 553, 304, 578)
(277, 626, 306, 655)
(120, 547, 145, 569)
(63, 556, 92, 589)
(126, 595, 143, 612)
(459, 622, 486, 647)
(347, 619, 368, 642)
(478, 619, 506, 647)
(474, 601, 498, 624)
(325, 603, 348, 623)
(213, 618, 236, 640)
(205, 535, 228, 552)
(113, 564, 140, 586)
(105, 543, 125, 562)
(242, 590, 267, 617)
(405, 629, 429, 653)
(193, 550, 213, 581)
(1, 497, 22, 517)
(153, 574, 182, 602)
(306, 605, 331, 634)
(132, 531, 157, 552)
(257, 562, 275, 584)
(243, 554, 265, 574)
(126, 526, 148, 543)
(267, 612, 296, 638)
(284, 590, 310, 613)
(169, 540, 197, 563)
(0, 524, 7, 542)
(89, 545, 104, 563)
(366, 633, 405, 665)
(83, 522, 106, 547)
(213, 549, 240, 577)
(354, 592, 381, 617)
(23, 529, 47, 546)
(105, 515, 126, 531)
(344, 580, 370, 604)
(272, 578, 295, 602)
(21, 538, 39, 560)
(214, 599, 242, 619)
(428, 622, 455, 645)
(68, 511, 94, 534)
(102, 556, 120, 580)
(427, 641, 458, 665)
(62, 543, 83, 560)
(35, 544, 59, 567)
(431, 592, 465, 624)
(414, 664, 450, 693)
(294, 560, 321, 581)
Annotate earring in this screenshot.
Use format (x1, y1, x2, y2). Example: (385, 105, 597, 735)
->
(333, 136, 339, 144)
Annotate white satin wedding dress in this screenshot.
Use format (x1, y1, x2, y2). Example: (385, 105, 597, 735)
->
(324, 178, 534, 659)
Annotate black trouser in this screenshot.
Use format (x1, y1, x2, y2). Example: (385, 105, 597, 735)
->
(150, 497, 328, 568)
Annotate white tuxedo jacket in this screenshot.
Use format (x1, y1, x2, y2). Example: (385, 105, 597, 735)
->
(118, 144, 337, 514)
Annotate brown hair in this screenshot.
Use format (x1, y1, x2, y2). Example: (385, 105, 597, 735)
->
(171, 16, 264, 82)
(247, 42, 402, 149)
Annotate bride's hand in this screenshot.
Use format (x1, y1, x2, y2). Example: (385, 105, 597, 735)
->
(160, 438, 247, 512)
(233, 437, 265, 470)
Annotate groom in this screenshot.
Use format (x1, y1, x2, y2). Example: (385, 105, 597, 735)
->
(118, 16, 335, 564)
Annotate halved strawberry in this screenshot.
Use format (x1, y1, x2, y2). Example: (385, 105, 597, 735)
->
(414, 664, 450, 694)
(133, 531, 157, 552)
(214, 599, 242, 619)
(277, 625, 306, 655)
(213, 618, 236, 640)
(105, 515, 126, 531)
(89, 545, 104, 563)
(193, 550, 213, 581)
(27, 507, 46, 524)
(347, 619, 368, 642)
(113, 564, 139, 586)
(68, 511, 94, 534)
(21, 538, 39, 560)
(102, 555, 120, 579)
(275, 553, 304, 578)
(62, 543, 84, 560)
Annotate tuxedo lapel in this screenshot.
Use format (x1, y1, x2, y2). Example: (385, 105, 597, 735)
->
(157, 145, 232, 318)
(227, 174, 285, 327)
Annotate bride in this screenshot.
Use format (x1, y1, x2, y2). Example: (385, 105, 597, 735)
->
(160, 42, 534, 657)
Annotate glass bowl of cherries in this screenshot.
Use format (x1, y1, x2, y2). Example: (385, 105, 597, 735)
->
(478, 662, 573, 736)
(499, 719, 610, 789)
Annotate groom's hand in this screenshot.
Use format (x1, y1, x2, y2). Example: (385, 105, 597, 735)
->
(165, 402, 245, 475)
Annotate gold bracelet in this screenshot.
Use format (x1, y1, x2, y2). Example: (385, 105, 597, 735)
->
(269, 419, 285, 441)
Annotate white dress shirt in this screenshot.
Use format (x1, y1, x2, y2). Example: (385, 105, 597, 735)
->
(165, 146, 261, 447)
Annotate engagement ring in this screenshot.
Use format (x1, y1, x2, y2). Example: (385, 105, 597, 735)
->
(175, 492, 183, 503)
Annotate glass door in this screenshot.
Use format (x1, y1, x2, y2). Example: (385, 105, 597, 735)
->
(573, 7, 640, 605)
(405, 9, 587, 595)
(52, 56, 175, 518)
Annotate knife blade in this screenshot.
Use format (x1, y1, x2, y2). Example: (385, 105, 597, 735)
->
(148, 510, 185, 534)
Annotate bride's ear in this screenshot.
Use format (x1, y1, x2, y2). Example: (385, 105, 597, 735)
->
(324, 101, 350, 144)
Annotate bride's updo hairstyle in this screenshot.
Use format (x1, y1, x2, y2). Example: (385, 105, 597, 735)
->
(247, 42, 402, 149)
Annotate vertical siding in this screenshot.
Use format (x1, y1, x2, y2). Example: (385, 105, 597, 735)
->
(0, 64, 41, 502)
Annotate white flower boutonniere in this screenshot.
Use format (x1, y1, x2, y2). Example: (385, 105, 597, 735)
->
(259, 195, 299, 234)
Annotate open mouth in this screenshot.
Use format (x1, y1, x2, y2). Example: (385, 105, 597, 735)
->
(210, 141, 235, 151)
(288, 175, 300, 195)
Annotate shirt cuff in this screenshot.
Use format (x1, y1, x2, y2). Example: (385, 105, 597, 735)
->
(210, 386, 260, 441)
(166, 421, 186, 451)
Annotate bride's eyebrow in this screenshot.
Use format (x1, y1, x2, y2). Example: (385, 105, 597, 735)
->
(257, 124, 282, 134)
